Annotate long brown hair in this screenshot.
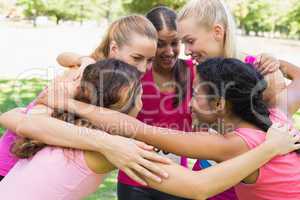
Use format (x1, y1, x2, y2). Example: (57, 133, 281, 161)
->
(12, 59, 142, 158)
(91, 15, 158, 61)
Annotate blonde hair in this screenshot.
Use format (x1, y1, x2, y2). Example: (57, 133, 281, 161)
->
(91, 15, 158, 60)
(178, 0, 237, 58)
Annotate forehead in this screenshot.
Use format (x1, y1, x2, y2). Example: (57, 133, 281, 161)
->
(178, 18, 201, 39)
(125, 34, 157, 56)
(158, 29, 178, 41)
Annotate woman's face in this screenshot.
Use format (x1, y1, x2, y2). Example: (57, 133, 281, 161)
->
(178, 18, 225, 64)
(113, 84, 143, 118)
(128, 87, 143, 118)
(109, 34, 157, 73)
(190, 75, 219, 124)
(154, 28, 180, 70)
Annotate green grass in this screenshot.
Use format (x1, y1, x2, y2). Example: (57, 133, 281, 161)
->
(1, 78, 300, 200)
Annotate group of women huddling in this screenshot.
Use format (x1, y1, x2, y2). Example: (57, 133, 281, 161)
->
(0, 0, 300, 199)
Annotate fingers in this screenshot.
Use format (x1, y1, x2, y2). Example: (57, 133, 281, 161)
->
(141, 149, 172, 164)
(131, 162, 162, 183)
(123, 168, 147, 186)
(138, 155, 169, 178)
(293, 144, 300, 150)
(267, 62, 280, 73)
(134, 141, 154, 151)
(259, 59, 274, 75)
(254, 55, 262, 68)
(261, 62, 279, 75)
(255, 54, 280, 75)
(293, 135, 300, 143)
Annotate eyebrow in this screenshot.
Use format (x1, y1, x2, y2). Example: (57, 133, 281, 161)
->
(181, 35, 191, 41)
(132, 53, 144, 57)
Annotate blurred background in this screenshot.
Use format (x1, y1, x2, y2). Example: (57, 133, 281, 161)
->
(0, 0, 300, 199)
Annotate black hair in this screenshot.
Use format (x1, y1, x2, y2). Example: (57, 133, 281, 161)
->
(197, 58, 272, 132)
(146, 6, 177, 31)
(146, 6, 189, 107)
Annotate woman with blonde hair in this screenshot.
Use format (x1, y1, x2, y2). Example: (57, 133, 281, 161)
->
(177, 0, 286, 104)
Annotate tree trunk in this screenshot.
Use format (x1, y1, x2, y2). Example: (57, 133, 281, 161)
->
(56, 17, 60, 25)
(33, 17, 37, 27)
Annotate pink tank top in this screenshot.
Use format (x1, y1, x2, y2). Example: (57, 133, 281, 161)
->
(118, 59, 194, 187)
(234, 108, 300, 200)
(0, 100, 37, 176)
(0, 147, 105, 199)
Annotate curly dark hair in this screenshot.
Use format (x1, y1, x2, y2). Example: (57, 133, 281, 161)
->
(197, 57, 272, 132)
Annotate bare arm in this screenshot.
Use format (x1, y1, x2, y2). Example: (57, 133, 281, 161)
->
(0, 106, 171, 185)
(147, 142, 277, 199)
(56, 52, 95, 68)
(279, 59, 300, 80)
(58, 99, 246, 162)
(144, 124, 300, 199)
(274, 60, 300, 117)
(57, 52, 82, 68)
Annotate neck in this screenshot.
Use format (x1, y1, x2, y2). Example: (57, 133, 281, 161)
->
(212, 114, 254, 134)
(152, 61, 173, 79)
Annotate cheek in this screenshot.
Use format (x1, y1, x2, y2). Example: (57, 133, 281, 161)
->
(136, 62, 147, 73)
(156, 48, 164, 57)
(137, 96, 143, 110)
(192, 97, 210, 112)
(114, 52, 128, 63)
(173, 45, 180, 55)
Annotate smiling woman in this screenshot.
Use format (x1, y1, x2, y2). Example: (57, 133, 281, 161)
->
(116, 6, 194, 200)
(57, 15, 157, 74)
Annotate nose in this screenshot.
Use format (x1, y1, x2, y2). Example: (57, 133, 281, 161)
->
(165, 46, 175, 57)
(184, 45, 192, 56)
(137, 62, 147, 74)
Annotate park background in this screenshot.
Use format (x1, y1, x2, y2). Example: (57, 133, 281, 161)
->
(0, 0, 300, 199)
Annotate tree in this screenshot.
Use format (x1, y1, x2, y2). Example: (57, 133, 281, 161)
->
(45, 0, 76, 25)
(122, 0, 187, 14)
(37, 0, 122, 26)
(17, 0, 46, 26)
(285, 1, 300, 38)
(232, 0, 273, 36)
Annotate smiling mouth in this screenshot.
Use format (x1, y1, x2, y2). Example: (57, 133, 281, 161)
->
(161, 57, 176, 63)
(192, 55, 205, 63)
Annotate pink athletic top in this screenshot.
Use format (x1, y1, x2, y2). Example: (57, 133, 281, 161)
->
(118, 59, 194, 187)
(0, 147, 105, 200)
(0, 100, 37, 176)
(234, 108, 300, 200)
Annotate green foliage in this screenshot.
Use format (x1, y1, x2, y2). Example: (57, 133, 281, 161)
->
(285, 1, 300, 38)
(45, 0, 83, 24)
(122, 0, 187, 14)
(13, 0, 300, 38)
(233, 0, 273, 35)
(17, 0, 46, 26)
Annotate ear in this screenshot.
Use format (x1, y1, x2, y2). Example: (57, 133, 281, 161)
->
(212, 24, 225, 42)
(215, 97, 226, 114)
(109, 40, 119, 58)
